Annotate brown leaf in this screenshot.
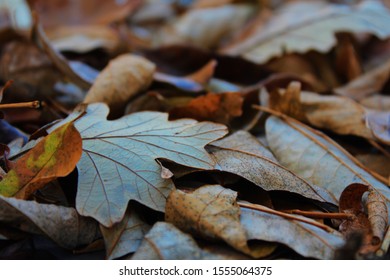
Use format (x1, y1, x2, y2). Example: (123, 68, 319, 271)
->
(28, 0, 141, 27)
(335, 58, 390, 100)
(0, 122, 82, 199)
(360, 95, 390, 111)
(207, 130, 337, 204)
(165, 185, 251, 256)
(169, 92, 243, 124)
(267, 82, 374, 140)
(338, 183, 388, 254)
(356, 154, 390, 183)
(84, 54, 156, 118)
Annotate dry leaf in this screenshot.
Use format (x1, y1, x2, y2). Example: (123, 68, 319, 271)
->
(55, 103, 227, 227)
(335, 58, 390, 100)
(0, 122, 82, 199)
(267, 82, 374, 139)
(0, 196, 99, 248)
(265, 116, 390, 203)
(169, 92, 244, 125)
(208, 131, 337, 204)
(28, 0, 141, 27)
(356, 153, 390, 180)
(360, 95, 390, 111)
(84, 54, 156, 118)
(100, 205, 151, 260)
(157, 4, 254, 49)
(165, 185, 251, 256)
(223, 1, 390, 63)
(338, 183, 388, 254)
(241, 207, 345, 259)
(366, 111, 390, 145)
(131, 222, 229, 260)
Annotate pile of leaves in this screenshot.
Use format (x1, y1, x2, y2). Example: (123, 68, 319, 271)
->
(0, 0, 389, 260)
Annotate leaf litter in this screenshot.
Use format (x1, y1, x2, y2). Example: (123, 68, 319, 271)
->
(0, 0, 390, 260)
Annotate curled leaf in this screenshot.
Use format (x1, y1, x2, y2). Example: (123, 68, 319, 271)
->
(84, 54, 156, 118)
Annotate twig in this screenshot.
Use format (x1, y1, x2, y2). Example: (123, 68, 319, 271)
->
(238, 201, 333, 232)
(0, 101, 41, 109)
(286, 209, 354, 220)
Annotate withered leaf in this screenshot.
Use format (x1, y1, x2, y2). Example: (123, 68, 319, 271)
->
(0, 196, 99, 248)
(223, 1, 390, 63)
(265, 116, 390, 251)
(208, 131, 337, 204)
(169, 92, 244, 125)
(265, 116, 390, 202)
(157, 5, 254, 49)
(366, 111, 390, 145)
(59, 103, 227, 227)
(339, 183, 388, 254)
(84, 54, 156, 118)
(0, 122, 82, 199)
(241, 207, 345, 259)
(267, 82, 374, 140)
(100, 205, 151, 260)
(165, 185, 251, 256)
(131, 222, 227, 260)
(335, 58, 390, 100)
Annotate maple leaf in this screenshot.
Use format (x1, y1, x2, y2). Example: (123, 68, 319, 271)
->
(58, 103, 228, 227)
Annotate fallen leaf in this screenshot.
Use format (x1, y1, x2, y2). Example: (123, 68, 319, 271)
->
(356, 153, 390, 181)
(335, 58, 390, 100)
(265, 115, 390, 251)
(338, 183, 388, 254)
(131, 222, 229, 260)
(157, 4, 254, 49)
(223, 1, 390, 63)
(360, 95, 390, 111)
(0, 122, 82, 199)
(84, 54, 156, 118)
(240, 207, 345, 259)
(100, 205, 151, 260)
(169, 92, 244, 125)
(28, 0, 141, 27)
(165, 185, 251, 256)
(265, 116, 390, 203)
(366, 111, 390, 145)
(46, 25, 121, 54)
(267, 82, 374, 139)
(55, 103, 227, 227)
(207, 131, 337, 204)
(0, 196, 99, 248)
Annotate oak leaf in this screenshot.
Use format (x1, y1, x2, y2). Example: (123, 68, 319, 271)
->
(60, 103, 227, 227)
(0, 122, 82, 199)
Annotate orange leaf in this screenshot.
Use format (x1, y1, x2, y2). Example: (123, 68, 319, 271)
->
(0, 122, 82, 199)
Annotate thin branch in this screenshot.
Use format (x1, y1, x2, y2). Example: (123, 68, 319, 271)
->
(0, 101, 41, 109)
(238, 201, 333, 232)
(287, 209, 354, 220)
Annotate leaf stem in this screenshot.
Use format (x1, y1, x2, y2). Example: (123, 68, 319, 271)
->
(238, 201, 333, 232)
(0, 101, 41, 109)
(286, 209, 354, 220)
